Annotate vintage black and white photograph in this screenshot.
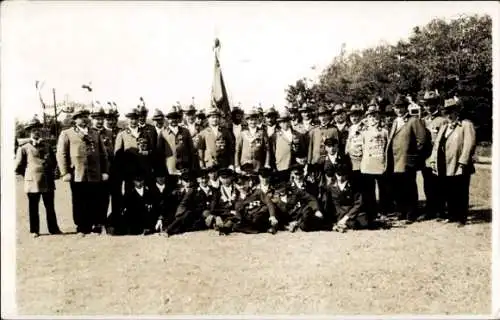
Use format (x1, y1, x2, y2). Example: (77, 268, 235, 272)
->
(1, 1, 498, 317)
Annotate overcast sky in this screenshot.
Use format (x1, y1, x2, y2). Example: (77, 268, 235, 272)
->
(1, 1, 497, 120)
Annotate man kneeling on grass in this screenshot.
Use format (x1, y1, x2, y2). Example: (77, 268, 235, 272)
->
(121, 172, 156, 235)
(165, 169, 217, 236)
(276, 165, 326, 232)
(231, 167, 280, 234)
(323, 163, 367, 233)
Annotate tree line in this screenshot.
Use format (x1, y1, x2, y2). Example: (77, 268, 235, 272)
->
(286, 14, 492, 142)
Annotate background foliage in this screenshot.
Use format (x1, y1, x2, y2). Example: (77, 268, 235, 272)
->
(286, 15, 492, 142)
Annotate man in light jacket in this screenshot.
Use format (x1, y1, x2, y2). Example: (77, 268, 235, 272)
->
(429, 98, 476, 227)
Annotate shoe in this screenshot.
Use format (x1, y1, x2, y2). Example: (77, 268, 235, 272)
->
(267, 227, 277, 235)
(416, 214, 428, 222)
(405, 220, 414, 225)
(31, 232, 40, 238)
(77, 232, 86, 237)
(49, 229, 62, 235)
(456, 222, 466, 228)
(142, 229, 154, 236)
(92, 225, 104, 234)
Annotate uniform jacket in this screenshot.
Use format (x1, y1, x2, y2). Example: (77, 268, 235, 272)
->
(15, 140, 57, 193)
(276, 186, 319, 222)
(56, 126, 108, 182)
(423, 114, 448, 167)
(158, 126, 196, 174)
(175, 185, 218, 217)
(138, 123, 158, 152)
(123, 186, 156, 231)
(91, 127, 115, 168)
(360, 125, 389, 175)
(152, 183, 176, 223)
(430, 119, 476, 176)
(345, 123, 365, 171)
(198, 126, 235, 169)
(273, 128, 308, 171)
(213, 184, 241, 217)
(235, 128, 270, 170)
(114, 128, 160, 181)
(385, 115, 428, 173)
(308, 125, 340, 164)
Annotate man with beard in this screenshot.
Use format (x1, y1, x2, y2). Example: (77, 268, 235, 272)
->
(235, 107, 271, 173)
(418, 90, 448, 221)
(56, 106, 109, 236)
(386, 94, 428, 223)
(197, 107, 235, 170)
(231, 106, 246, 142)
(158, 105, 196, 178)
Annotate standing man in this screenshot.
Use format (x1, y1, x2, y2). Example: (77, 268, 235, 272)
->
(429, 98, 476, 227)
(332, 104, 351, 151)
(264, 106, 279, 138)
(151, 109, 166, 142)
(158, 105, 196, 176)
(197, 107, 235, 170)
(308, 106, 339, 171)
(235, 108, 271, 174)
(386, 94, 428, 223)
(137, 102, 158, 153)
(56, 106, 109, 236)
(104, 105, 122, 231)
(231, 107, 246, 143)
(419, 90, 448, 220)
(16, 117, 62, 237)
(90, 106, 115, 234)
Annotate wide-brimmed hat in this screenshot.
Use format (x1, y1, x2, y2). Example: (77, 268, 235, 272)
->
(289, 164, 305, 174)
(420, 90, 440, 103)
(240, 163, 255, 175)
(298, 103, 312, 113)
(72, 106, 91, 119)
(90, 106, 106, 118)
(183, 104, 197, 114)
(137, 99, 148, 115)
(179, 169, 196, 182)
(365, 105, 380, 116)
(324, 137, 339, 147)
(124, 107, 140, 119)
(151, 109, 165, 120)
(257, 167, 272, 178)
(232, 107, 244, 115)
(317, 106, 330, 116)
(206, 107, 221, 117)
(278, 109, 291, 121)
(105, 104, 119, 118)
(333, 104, 346, 115)
(443, 98, 460, 111)
(349, 104, 364, 115)
(393, 94, 408, 108)
(24, 117, 43, 131)
(333, 161, 351, 176)
(218, 168, 235, 179)
(264, 107, 279, 117)
(246, 107, 261, 119)
(165, 105, 181, 119)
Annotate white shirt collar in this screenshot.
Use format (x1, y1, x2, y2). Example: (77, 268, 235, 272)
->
(336, 178, 348, 191)
(156, 183, 165, 193)
(77, 125, 88, 135)
(210, 179, 220, 189)
(169, 125, 179, 135)
(210, 126, 219, 134)
(328, 152, 338, 164)
(135, 186, 144, 196)
(31, 138, 42, 146)
(129, 126, 139, 138)
(199, 184, 211, 194)
(336, 122, 346, 131)
(260, 183, 269, 193)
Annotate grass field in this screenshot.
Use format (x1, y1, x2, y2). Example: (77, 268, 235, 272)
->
(15, 168, 492, 315)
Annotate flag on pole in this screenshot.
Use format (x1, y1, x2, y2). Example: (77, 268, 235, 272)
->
(211, 38, 232, 124)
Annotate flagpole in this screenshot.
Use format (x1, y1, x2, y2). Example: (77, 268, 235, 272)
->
(53, 88, 59, 138)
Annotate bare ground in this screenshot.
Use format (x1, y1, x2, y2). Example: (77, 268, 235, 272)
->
(15, 169, 491, 315)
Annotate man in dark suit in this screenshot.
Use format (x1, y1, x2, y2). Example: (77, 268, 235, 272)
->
(166, 169, 217, 236)
(121, 171, 156, 235)
(56, 106, 109, 236)
(208, 168, 240, 235)
(137, 103, 158, 152)
(232, 168, 280, 234)
(386, 94, 428, 223)
(16, 117, 62, 237)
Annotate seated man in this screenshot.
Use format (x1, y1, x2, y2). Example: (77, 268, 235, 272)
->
(289, 164, 317, 196)
(207, 165, 220, 189)
(121, 172, 156, 235)
(275, 180, 325, 232)
(165, 169, 217, 236)
(152, 175, 176, 234)
(324, 163, 367, 233)
(207, 168, 240, 235)
(232, 168, 280, 234)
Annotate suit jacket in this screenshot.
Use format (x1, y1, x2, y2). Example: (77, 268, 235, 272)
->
(235, 185, 277, 219)
(276, 186, 319, 221)
(335, 122, 351, 150)
(235, 128, 270, 170)
(385, 116, 428, 173)
(198, 126, 234, 169)
(152, 183, 176, 222)
(324, 180, 362, 222)
(430, 119, 476, 176)
(15, 140, 56, 193)
(273, 129, 307, 171)
(213, 184, 241, 217)
(56, 126, 108, 182)
(423, 115, 448, 167)
(360, 126, 389, 175)
(345, 123, 366, 171)
(91, 127, 115, 169)
(114, 128, 161, 181)
(308, 125, 340, 164)
(158, 126, 196, 174)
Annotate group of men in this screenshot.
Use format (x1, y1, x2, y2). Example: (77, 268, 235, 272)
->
(15, 90, 477, 238)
